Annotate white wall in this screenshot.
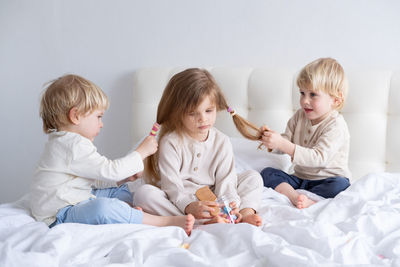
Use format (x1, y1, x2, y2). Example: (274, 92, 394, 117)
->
(1, 0, 399, 203)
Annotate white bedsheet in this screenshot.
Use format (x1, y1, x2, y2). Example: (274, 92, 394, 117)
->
(1, 172, 400, 267)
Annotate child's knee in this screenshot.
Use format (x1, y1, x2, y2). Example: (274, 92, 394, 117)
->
(133, 184, 163, 205)
(135, 184, 160, 197)
(322, 177, 350, 198)
(260, 167, 277, 178)
(260, 167, 279, 186)
(238, 170, 263, 187)
(335, 177, 351, 192)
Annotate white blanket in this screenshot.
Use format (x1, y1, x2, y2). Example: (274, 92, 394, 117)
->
(1, 172, 400, 267)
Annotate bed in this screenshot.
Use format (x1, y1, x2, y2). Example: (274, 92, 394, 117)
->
(1, 67, 400, 266)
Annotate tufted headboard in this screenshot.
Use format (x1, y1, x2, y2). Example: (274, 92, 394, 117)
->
(132, 67, 400, 181)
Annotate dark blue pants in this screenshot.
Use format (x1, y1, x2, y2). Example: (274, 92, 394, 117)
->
(260, 167, 350, 198)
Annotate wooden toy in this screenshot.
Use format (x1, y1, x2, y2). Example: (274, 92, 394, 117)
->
(195, 186, 219, 216)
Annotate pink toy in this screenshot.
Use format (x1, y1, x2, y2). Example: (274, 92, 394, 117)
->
(149, 122, 160, 136)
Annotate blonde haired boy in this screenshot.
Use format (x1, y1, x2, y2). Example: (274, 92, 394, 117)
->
(30, 74, 194, 234)
(260, 58, 351, 208)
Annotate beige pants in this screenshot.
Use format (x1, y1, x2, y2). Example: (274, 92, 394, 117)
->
(133, 170, 263, 216)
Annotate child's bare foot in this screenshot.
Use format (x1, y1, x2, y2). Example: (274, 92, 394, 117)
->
(183, 214, 195, 235)
(169, 214, 195, 235)
(241, 214, 262, 226)
(142, 213, 195, 235)
(239, 208, 262, 226)
(296, 194, 316, 209)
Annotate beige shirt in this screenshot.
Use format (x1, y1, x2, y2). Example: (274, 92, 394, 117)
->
(30, 131, 144, 225)
(158, 127, 240, 213)
(282, 109, 351, 180)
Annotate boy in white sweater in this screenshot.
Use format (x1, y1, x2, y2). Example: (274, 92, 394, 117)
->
(30, 74, 194, 234)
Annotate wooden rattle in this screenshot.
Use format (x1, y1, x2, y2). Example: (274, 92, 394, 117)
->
(195, 186, 219, 216)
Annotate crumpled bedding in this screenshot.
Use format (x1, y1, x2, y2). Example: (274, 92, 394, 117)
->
(1, 172, 400, 267)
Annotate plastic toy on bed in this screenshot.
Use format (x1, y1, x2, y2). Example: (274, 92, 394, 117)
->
(195, 186, 237, 223)
(216, 195, 237, 224)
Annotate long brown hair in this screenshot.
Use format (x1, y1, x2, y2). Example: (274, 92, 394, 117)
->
(144, 68, 261, 185)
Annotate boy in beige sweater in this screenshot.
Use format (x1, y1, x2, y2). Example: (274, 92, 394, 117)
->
(260, 58, 351, 208)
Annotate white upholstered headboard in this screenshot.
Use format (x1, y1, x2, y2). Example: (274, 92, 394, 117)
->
(132, 67, 400, 181)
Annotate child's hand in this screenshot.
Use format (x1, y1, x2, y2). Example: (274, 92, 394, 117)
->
(261, 130, 296, 157)
(228, 201, 242, 223)
(203, 202, 241, 224)
(258, 125, 273, 152)
(261, 129, 283, 150)
(185, 201, 220, 219)
(259, 125, 270, 134)
(136, 136, 158, 160)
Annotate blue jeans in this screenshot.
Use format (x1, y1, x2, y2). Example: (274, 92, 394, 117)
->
(260, 167, 350, 198)
(50, 184, 143, 227)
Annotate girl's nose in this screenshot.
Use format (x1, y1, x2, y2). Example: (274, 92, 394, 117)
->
(198, 113, 206, 122)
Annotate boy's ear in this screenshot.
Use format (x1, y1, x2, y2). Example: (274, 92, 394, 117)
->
(69, 107, 80, 125)
(334, 97, 341, 106)
(333, 92, 343, 107)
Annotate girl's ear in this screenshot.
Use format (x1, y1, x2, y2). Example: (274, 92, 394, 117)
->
(69, 107, 80, 125)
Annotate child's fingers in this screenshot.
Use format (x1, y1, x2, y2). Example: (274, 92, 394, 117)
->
(197, 205, 215, 219)
(204, 205, 219, 217)
(263, 131, 272, 138)
(133, 171, 143, 178)
(234, 212, 243, 223)
(260, 125, 270, 132)
(202, 200, 219, 207)
(200, 201, 220, 217)
(200, 211, 213, 219)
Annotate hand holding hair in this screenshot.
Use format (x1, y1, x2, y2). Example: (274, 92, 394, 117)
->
(136, 135, 158, 160)
(227, 107, 272, 151)
(258, 125, 273, 152)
